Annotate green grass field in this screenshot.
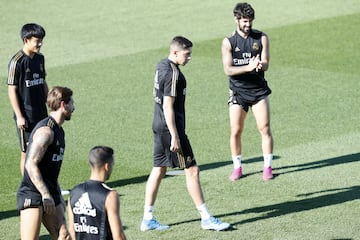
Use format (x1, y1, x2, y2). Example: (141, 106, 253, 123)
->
(1, 1, 359, 239)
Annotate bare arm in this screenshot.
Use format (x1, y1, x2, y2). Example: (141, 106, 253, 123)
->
(67, 197, 75, 240)
(8, 85, 27, 128)
(163, 96, 180, 152)
(106, 190, 126, 240)
(260, 33, 270, 71)
(25, 126, 56, 214)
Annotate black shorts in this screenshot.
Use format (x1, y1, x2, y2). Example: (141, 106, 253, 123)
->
(14, 119, 37, 152)
(16, 189, 62, 211)
(228, 88, 271, 112)
(153, 132, 197, 169)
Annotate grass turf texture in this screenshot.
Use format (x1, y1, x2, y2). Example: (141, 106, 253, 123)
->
(0, 1, 359, 239)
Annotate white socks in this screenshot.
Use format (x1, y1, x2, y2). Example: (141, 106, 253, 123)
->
(143, 205, 154, 220)
(232, 155, 242, 169)
(233, 154, 273, 168)
(263, 154, 273, 168)
(197, 203, 211, 220)
(145, 204, 212, 221)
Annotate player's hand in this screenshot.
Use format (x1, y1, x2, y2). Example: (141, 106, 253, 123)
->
(170, 135, 180, 152)
(16, 116, 27, 129)
(255, 61, 262, 72)
(249, 54, 262, 72)
(42, 195, 56, 215)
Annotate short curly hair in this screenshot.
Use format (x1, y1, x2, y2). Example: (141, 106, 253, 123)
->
(233, 2, 255, 20)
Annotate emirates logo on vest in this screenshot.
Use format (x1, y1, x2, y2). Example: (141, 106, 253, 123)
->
(73, 192, 96, 217)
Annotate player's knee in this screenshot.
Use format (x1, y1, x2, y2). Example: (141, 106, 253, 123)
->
(230, 126, 243, 137)
(258, 123, 270, 134)
(260, 129, 272, 141)
(185, 165, 199, 176)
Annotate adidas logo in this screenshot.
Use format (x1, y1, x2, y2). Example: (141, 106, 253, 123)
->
(73, 192, 97, 217)
(25, 68, 31, 73)
(235, 47, 241, 52)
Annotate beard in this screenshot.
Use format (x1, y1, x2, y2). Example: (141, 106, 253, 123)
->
(239, 25, 251, 34)
(64, 112, 72, 121)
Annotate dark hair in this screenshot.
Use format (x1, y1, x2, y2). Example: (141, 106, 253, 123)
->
(20, 23, 46, 41)
(233, 2, 255, 20)
(89, 146, 114, 167)
(47, 86, 73, 111)
(170, 36, 193, 50)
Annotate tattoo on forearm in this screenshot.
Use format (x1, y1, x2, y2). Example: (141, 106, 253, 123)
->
(26, 127, 54, 197)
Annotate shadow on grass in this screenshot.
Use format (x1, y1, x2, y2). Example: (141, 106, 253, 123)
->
(227, 185, 360, 225)
(107, 152, 359, 187)
(107, 155, 281, 188)
(0, 209, 18, 220)
(106, 159, 233, 188)
(39, 235, 51, 240)
(237, 152, 359, 179)
(1, 153, 357, 222)
(167, 154, 359, 229)
(107, 175, 149, 188)
(169, 185, 360, 230)
(276, 152, 360, 175)
(109, 152, 358, 188)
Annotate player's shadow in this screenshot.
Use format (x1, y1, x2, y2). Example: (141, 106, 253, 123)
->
(106, 159, 232, 188)
(225, 185, 360, 226)
(39, 236, 52, 240)
(107, 155, 279, 188)
(276, 152, 360, 175)
(107, 152, 359, 190)
(169, 185, 360, 230)
(107, 175, 149, 188)
(225, 152, 360, 179)
(0, 209, 18, 221)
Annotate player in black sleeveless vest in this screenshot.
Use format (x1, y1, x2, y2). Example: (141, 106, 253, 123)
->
(16, 86, 74, 240)
(7, 23, 48, 176)
(68, 146, 126, 240)
(227, 29, 271, 93)
(17, 116, 65, 208)
(141, 36, 230, 232)
(222, 2, 274, 181)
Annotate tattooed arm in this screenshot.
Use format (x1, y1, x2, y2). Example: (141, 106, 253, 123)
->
(25, 126, 55, 215)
